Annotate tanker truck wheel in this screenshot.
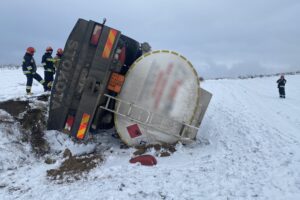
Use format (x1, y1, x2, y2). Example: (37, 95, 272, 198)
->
(96, 112, 114, 130)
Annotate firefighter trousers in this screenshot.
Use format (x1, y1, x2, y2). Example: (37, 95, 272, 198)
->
(25, 73, 45, 93)
(44, 71, 54, 91)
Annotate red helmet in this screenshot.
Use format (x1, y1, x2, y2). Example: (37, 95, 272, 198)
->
(46, 46, 53, 52)
(26, 47, 35, 55)
(57, 48, 63, 55)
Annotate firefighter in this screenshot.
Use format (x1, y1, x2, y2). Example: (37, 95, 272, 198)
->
(22, 47, 48, 95)
(42, 46, 56, 91)
(54, 48, 63, 69)
(277, 74, 287, 98)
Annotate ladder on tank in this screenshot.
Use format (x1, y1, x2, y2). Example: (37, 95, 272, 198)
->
(100, 94, 199, 142)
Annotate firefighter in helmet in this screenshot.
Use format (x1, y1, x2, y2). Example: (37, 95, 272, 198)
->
(277, 74, 287, 98)
(54, 48, 63, 69)
(22, 47, 48, 95)
(42, 46, 56, 91)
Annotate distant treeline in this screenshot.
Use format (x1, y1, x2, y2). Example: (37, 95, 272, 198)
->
(235, 71, 300, 80)
(0, 64, 43, 69)
(200, 71, 300, 81)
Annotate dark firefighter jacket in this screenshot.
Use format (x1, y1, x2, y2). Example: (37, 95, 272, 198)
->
(277, 78, 286, 88)
(42, 52, 55, 73)
(22, 53, 37, 74)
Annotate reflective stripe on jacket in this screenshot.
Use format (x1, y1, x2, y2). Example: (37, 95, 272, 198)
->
(22, 53, 37, 74)
(42, 52, 55, 72)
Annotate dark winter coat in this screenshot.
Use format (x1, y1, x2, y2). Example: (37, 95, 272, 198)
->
(22, 53, 37, 74)
(42, 52, 55, 73)
(277, 78, 286, 88)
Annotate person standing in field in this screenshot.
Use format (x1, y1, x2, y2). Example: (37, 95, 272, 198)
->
(42, 46, 56, 91)
(277, 74, 287, 98)
(22, 47, 48, 95)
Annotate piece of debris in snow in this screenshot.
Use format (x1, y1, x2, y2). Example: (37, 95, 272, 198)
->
(129, 155, 157, 166)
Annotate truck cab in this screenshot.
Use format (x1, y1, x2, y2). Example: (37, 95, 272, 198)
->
(47, 18, 141, 140)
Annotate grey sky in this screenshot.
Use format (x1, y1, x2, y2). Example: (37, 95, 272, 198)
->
(0, 0, 299, 78)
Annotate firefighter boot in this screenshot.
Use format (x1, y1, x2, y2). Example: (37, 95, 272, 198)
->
(26, 89, 33, 95)
(43, 82, 49, 92)
(26, 86, 33, 95)
(47, 81, 52, 91)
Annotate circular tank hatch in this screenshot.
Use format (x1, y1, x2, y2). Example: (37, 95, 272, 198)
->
(114, 50, 200, 146)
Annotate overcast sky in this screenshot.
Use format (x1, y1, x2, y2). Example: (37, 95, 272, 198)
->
(0, 0, 299, 78)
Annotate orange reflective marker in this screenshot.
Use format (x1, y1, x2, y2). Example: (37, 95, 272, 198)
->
(102, 29, 117, 59)
(76, 113, 90, 139)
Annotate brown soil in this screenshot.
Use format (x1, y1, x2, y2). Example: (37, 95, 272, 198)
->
(133, 143, 176, 157)
(0, 96, 49, 156)
(1, 95, 104, 183)
(47, 149, 102, 183)
(0, 100, 30, 118)
(19, 107, 49, 156)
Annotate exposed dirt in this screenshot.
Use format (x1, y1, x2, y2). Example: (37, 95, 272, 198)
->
(0, 100, 30, 118)
(0, 95, 104, 183)
(47, 149, 102, 183)
(133, 143, 176, 157)
(20, 107, 49, 156)
(0, 96, 49, 156)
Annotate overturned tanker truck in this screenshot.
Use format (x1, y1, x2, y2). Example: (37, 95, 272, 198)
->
(47, 18, 212, 146)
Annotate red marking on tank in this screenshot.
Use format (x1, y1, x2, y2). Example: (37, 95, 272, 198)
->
(126, 124, 142, 138)
(168, 80, 183, 100)
(152, 70, 164, 97)
(166, 63, 173, 74)
(153, 63, 174, 109)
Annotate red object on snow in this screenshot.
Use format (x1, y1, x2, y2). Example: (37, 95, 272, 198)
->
(129, 155, 157, 166)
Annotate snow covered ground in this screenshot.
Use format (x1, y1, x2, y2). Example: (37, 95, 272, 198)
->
(0, 68, 300, 200)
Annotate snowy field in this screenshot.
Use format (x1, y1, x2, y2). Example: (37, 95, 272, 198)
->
(0, 68, 300, 200)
